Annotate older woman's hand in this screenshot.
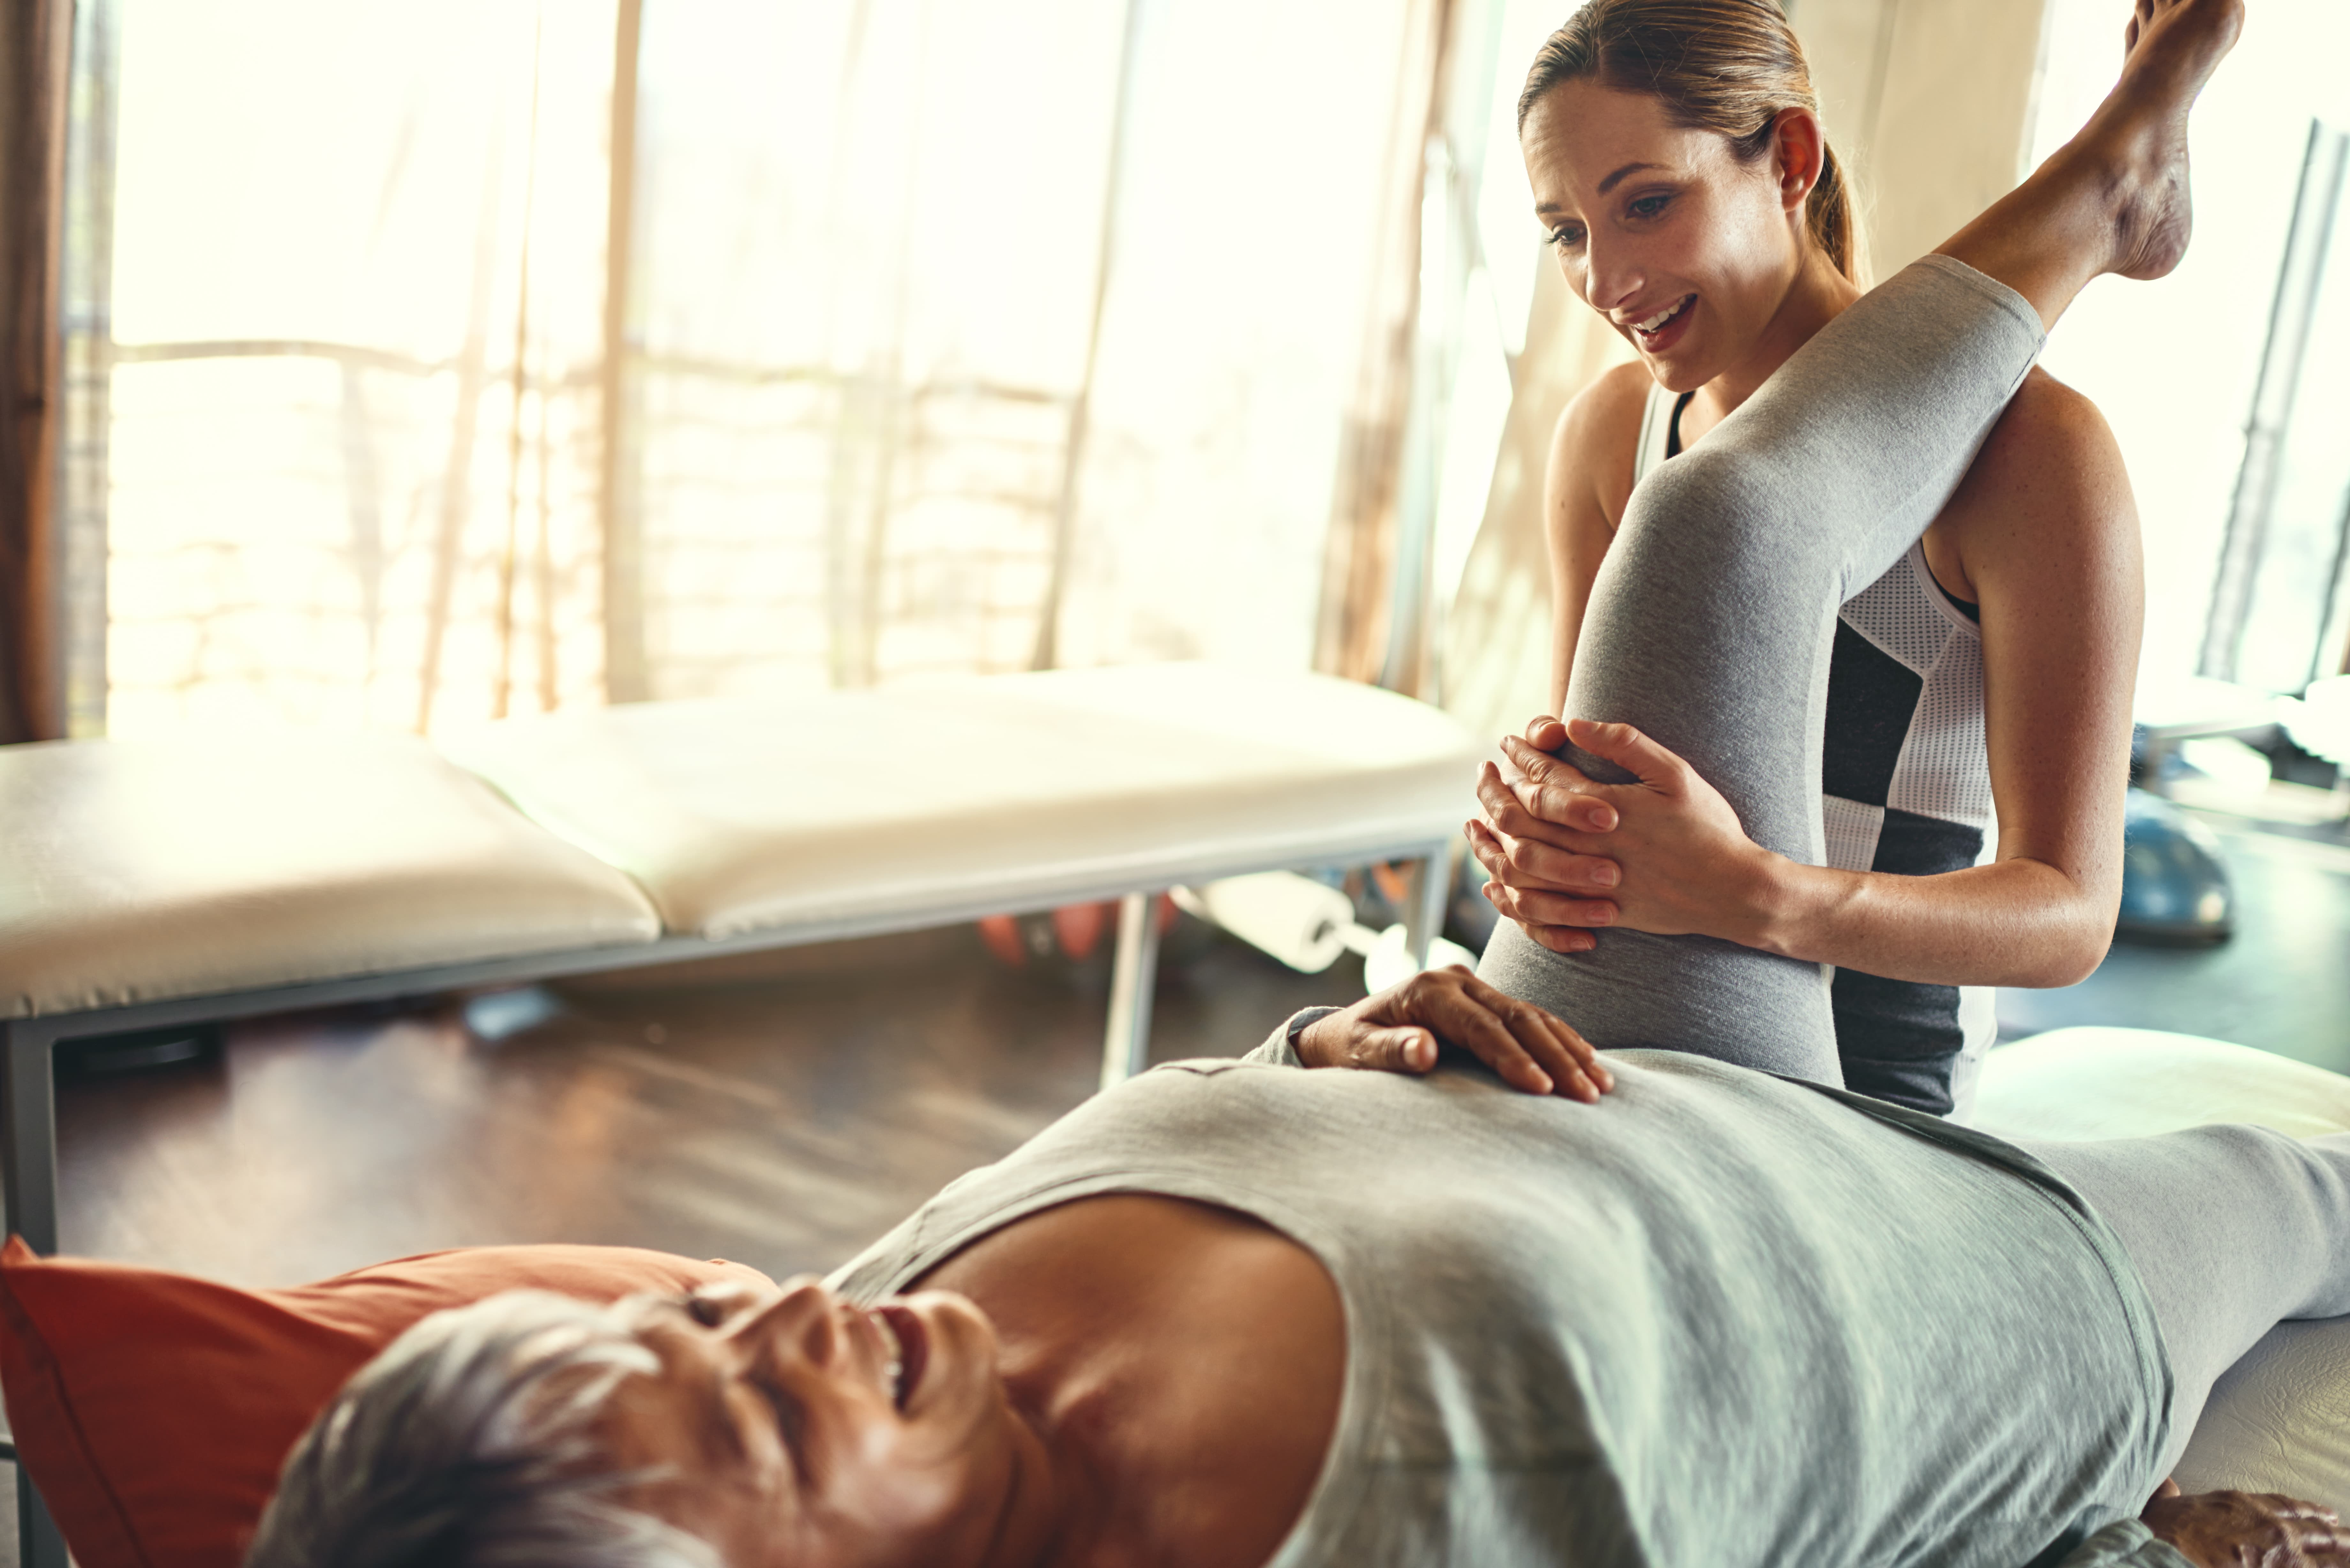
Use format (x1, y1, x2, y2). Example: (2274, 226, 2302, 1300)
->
(1467, 715, 1775, 951)
(2142, 1480, 2348, 1565)
(1295, 965, 1613, 1102)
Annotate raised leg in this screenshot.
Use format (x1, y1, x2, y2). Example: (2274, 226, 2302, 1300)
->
(1100, 890, 1163, 1091)
(1481, 259, 2047, 1077)
(1, 1021, 58, 1256)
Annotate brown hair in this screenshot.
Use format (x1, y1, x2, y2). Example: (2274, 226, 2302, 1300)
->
(1517, 0, 1862, 283)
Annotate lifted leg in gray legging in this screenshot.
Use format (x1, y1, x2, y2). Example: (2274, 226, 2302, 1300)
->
(1480, 254, 2045, 1084)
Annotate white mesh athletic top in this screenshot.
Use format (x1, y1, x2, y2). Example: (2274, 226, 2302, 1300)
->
(1634, 384, 1998, 1117)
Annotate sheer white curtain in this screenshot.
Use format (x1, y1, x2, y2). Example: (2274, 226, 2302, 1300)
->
(64, 0, 1426, 734)
(87, 0, 615, 734)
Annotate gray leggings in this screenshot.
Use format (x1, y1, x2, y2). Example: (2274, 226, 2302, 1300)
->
(1476, 255, 2350, 1471)
(1478, 254, 2042, 1079)
(2026, 1128, 2350, 1474)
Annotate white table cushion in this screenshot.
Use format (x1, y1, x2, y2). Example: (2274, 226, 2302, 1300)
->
(440, 663, 1483, 940)
(1976, 1027, 2350, 1511)
(0, 732, 661, 1019)
(1973, 1028, 2350, 1142)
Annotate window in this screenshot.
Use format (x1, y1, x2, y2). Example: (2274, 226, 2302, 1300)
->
(56, 0, 1432, 736)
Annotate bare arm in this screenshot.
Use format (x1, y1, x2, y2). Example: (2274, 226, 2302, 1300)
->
(1540, 361, 1647, 716)
(1476, 373, 2143, 990)
(1736, 373, 2142, 986)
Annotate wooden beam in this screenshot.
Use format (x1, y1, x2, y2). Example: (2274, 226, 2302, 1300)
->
(0, 0, 72, 743)
(599, 0, 647, 703)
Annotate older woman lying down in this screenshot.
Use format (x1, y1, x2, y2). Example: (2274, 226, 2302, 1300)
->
(246, 4, 2344, 1566)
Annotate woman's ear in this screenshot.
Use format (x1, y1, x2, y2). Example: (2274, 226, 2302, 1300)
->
(1771, 106, 1826, 212)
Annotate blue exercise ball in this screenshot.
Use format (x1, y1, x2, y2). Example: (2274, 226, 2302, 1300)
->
(2116, 787, 2233, 944)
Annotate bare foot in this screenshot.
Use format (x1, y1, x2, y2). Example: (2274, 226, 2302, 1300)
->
(2065, 0, 2245, 280)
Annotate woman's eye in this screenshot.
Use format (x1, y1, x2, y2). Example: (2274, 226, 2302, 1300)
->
(1627, 194, 1671, 220)
(685, 1293, 727, 1326)
(1549, 225, 1585, 250)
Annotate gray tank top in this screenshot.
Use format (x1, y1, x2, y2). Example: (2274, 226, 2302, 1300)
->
(828, 1033, 2173, 1567)
(1634, 383, 1999, 1117)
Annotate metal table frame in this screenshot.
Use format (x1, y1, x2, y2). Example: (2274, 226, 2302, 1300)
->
(0, 840, 1449, 1568)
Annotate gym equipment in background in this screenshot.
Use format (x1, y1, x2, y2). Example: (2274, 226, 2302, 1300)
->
(2116, 787, 2234, 945)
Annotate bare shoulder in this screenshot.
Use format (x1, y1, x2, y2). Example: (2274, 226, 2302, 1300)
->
(1548, 359, 1654, 524)
(1939, 367, 2139, 600)
(1953, 367, 2131, 515)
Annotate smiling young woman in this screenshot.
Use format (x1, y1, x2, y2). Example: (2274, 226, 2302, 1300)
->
(1468, 0, 2146, 1117)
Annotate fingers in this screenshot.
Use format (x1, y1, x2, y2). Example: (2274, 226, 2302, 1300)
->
(2145, 1489, 2350, 1564)
(1348, 1025, 1438, 1076)
(1564, 718, 1690, 792)
(1391, 968, 1616, 1102)
(1476, 760, 1617, 842)
(1503, 730, 1593, 785)
(1522, 714, 1569, 751)
(1468, 826, 1618, 928)
(1526, 921, 1599, 955)
(1464, 818, 1620, 895)
(1482, 874, 1618, 930)
(1295, 1008, 1438, 1077)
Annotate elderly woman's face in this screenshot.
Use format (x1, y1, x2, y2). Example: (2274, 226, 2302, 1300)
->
(599, 1278, 1050, 1568)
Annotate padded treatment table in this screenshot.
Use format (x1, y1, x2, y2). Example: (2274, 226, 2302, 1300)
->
(1974, 1027, 2350, 1514)
(0, 663, 1477, 1248)
(436, 662, 1477, 1086)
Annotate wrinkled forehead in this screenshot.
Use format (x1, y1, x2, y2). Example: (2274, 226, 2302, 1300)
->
(1520, 80, 1719, 215)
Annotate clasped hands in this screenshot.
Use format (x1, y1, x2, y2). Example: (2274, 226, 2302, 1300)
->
(1292, 712, 1770, 1104)
(1465, 715, 1774, 953)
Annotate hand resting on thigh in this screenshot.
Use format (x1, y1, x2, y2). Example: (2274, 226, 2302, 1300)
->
(1295, 965, 1614, 1101)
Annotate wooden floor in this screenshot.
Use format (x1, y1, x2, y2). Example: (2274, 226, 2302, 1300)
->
(56, 921, 1358, 1287)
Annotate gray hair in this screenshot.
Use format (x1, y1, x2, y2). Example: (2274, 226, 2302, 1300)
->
(246, 1290, 720, 1568)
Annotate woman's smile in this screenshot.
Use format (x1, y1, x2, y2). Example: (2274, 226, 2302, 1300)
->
(1522, 79, 1852, 402)
(1627, 293, 1697, 353)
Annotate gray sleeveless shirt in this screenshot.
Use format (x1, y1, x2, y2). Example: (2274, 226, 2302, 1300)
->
(1634, 384, 1999, 1117)
(828, 1029, 2184, 1567)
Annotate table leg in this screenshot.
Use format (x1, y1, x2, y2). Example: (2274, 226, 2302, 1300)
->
(1101, 890, 1163, 1092)
(19, 1466, 66, 1568)
(1, 1021, 58, 1257)
(0, 1020, 66, 1568)
(1401, 850, 1448, 971)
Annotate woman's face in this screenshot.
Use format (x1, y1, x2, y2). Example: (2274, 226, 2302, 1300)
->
(1521, 81, 1815, 392)
(598, 1278, 1052, 1568)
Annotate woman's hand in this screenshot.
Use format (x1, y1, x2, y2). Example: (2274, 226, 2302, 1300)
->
(1467, 716, 1778, 951)
(1295, 966, 1614, 1102)
(2142, 1479, 2348, 1565)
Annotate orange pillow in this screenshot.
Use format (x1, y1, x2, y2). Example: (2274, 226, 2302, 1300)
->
(0, 1237, 775, 1568)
